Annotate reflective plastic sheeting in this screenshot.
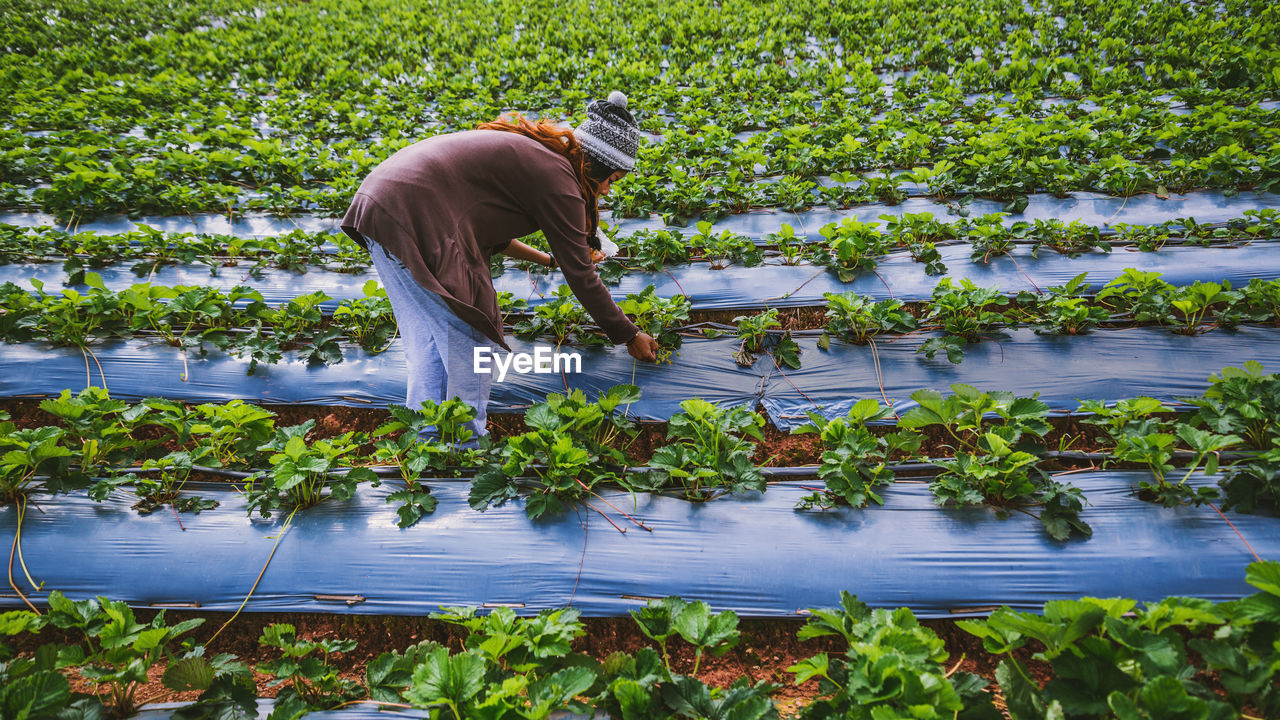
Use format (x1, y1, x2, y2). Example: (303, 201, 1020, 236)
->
(1, 474, 1274, 618)
(2, 189, 1276, 240)
(5, 242, 1278, 311)
(1, 327, 1276, 427)
(0, 336, 766, 421)
(759, 326, 1280, 430)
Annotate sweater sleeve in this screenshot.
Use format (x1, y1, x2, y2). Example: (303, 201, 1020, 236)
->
(528, 184, 640, 345)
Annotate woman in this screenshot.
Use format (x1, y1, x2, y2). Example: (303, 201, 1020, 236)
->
(340, 91, 659, 439)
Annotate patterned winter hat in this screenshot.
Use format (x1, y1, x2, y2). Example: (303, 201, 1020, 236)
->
(574, 91, 639, 173)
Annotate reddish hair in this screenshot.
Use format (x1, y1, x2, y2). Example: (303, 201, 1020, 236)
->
(476, 112, 604, 242)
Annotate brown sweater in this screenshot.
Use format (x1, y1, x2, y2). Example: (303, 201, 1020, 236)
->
(340, 129, 639, 351)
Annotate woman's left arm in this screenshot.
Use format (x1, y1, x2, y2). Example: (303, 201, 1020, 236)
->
(502, 238, 553, 266)
(502, 238, 603, 267)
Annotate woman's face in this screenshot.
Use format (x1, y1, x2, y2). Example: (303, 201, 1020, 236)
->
(598, 170, 627, 196)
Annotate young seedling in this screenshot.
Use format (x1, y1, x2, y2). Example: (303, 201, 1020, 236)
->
(257, 624, 364, 717)
(792, 400, 922, 510)
(647, 398, 766, 500)
(732, 308, 801, 369)
(815, 217, 891, 282)
(630, 597, 740, 676)
(618, 285, 690, 363)
(44, 591, 204, 717)
(332, 279, 397, 352)
(821, 292, 917, 344)
(918, 279, 1009, 363)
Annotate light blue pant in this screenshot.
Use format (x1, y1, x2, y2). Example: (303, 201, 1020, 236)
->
(364, 236, 495, 440)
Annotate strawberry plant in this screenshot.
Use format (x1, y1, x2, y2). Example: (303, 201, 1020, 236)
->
(918, 279, 1009, 364)
(688, 221, 762, 270)
(38, 386, 147, 475)
(630, 597, 740, 676)
(90, 448, 220, 515)
(332, 279, 397, 353)
(906, 239, 947, 275)
(0, 424, 74, 502)
(117, 282, 247, 349)
(372, 400, 478, 526)
(1184, 361, 1280, 451)
(1077, 396, 1172, 447)
(959, 562, 1280, 720)
(900, 384, 1087, 538)
(789, 592, 997, 719)
(470, 386, 638, 518)
(1240, 278, 1280, 324)
(764, 222, 810, 266)
(966, 213, 1015, 262)
(190, 399, 277, 468)
(618, 285, 690, 362)
(512, 285, 605, 346)
(429, 605, 587, 673)
(0, 610, 89, 719)
(25, 275, 126, 349)
(1028, 219, 1112, 258)
(732, 308, 801, 369)
(646, 398, 766, 500)
(161, 649, 257, 720)
(821, 292, 917, 344)
(1167, 281, 1242, 335)
(44, 590, 204, 717)
(1095, 269, 1174, 322)
(257, 624, 364, 719)
(617, 228, 689, 270)
(792, 400, 922, 510)
(247, 422, 378, 517)
(1023, 272, 1111, 335)
(815, 217, 893, 281)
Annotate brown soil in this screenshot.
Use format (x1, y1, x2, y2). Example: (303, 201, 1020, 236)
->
(689, 306, 833, 331)
(10, 610, 1045, 717)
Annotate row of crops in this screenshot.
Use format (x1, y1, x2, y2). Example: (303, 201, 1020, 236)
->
(4, 361, 1279, 534)
(4, 561, 1280, 719)
(3, 0, 1279, 221)
(5, 208, 1280, 277)
(4, 0, 1280, 717)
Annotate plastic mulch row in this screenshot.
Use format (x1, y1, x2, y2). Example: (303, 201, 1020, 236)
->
(1, 327, 1276, 430)
(1, 473, 1272, 618)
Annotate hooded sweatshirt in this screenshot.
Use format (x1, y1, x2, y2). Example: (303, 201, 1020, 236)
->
(340, 129, 639, 351)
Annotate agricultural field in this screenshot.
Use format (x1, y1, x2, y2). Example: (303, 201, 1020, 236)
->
(2, 0, 1280, 718)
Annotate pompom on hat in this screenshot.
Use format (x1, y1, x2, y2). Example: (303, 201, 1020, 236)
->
(573, 91, 640, 173)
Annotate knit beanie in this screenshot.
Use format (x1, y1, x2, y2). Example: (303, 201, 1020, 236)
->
(574, 91, 640, 174)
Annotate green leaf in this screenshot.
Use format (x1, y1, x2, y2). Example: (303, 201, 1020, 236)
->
(405, 648, 485, 709)
(163, 656, 215, 692)
(1245, 559, 1280, 597)
(786, 653, 828, 684)
(995, 659, 1047, 720)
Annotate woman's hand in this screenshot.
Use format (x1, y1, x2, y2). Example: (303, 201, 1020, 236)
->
(589, 248, 606, 264)
(627, 331, 659, 362)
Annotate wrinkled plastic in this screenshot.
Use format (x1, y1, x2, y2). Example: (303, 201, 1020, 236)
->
(5, 242, 1277, 311)
(2, 327, 1275, 428)
(512, 243, 1280, 309)
(2, 189, 1275, 241)
(760, 326, 1280, 429)
(2, 474, 1274, 618)
(0, 336, 763, 421)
